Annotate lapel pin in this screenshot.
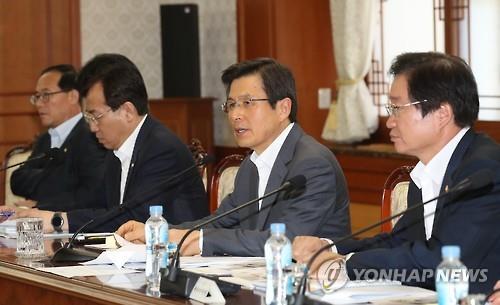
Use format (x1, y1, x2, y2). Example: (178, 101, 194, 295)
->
(444, 185, 449, 192)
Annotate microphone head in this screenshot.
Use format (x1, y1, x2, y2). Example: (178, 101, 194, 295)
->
(200, 154, 215, 165)
(466, 169, 494, 191)
(282, 175, 306, 200)
(47, 147, 65, 163)
(287, 175, 306, 190)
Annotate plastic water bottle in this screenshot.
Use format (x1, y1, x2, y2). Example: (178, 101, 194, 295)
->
(436, 245, 469, 305)
(145, 205, 169, 291)
(265, 223, 292, 305)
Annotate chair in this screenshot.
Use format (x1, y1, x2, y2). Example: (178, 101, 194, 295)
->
(209, 154, 245, 213)
(3, 145, 33, 206)
(188, 138, 209, 190)
(380, 165, 414, 232)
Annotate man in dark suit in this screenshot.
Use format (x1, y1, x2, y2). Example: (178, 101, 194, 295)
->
(117, 58, 351, 257)
(293, 52, 500, 294)
(7, 54, 209, 233)
(10, 64, 106, 211)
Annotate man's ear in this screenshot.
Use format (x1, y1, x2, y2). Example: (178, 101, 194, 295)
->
(121, 101, 139, 121)
(68, 89, 80, 105)
(277, 97, 292, 121)
(437, 102, 454, 127)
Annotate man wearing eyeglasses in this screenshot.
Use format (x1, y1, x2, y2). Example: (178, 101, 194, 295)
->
(117, 58, 351, 257)
(10, 65, 107, 211)
(293, 52, 500, 294)
(3, 54, 210, 233)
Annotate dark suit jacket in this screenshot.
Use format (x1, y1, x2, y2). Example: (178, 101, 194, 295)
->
(176, 124, 351, 256)
(337, 130, 500, 294)
(67, 116, 209, 233)
(11, 118, 107, 211)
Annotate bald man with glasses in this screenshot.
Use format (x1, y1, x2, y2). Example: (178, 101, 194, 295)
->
(10, 64, 107, 213)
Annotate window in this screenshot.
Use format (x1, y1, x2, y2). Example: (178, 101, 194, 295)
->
(368, 0, 500, 121)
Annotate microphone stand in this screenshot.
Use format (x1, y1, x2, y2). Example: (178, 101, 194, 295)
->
(162, 175, 306, 297)
(51, 156, 213, 263)
(293, 170, 493, 305)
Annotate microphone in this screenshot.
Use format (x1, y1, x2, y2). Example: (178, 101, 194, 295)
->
(161, 175, 306, 296)
(293, 169, 494, 305)
(51, 154, 215, 263)
(0, 147, 63, 171)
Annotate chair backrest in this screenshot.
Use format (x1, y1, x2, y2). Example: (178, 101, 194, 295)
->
(188, 138, 208, 190)
(209, 154, 244, 213)
(3, 145, 33, 206)
(380, 165, 414, 232)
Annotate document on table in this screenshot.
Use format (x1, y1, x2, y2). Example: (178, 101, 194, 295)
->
(37, 265, 140, 278)
(306, 283, 437, 305)
(0, 220, 16, 238)
(182, 257, 266, 290)
(82, 234, 145, 268)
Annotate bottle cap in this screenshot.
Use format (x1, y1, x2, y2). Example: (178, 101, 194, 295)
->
(441, 245, 460, 259)
(149, 205, 163, 216)
(270, 223, 286, 234)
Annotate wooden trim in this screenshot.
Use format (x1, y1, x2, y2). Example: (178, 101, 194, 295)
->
(70, 0, 82, 67)
(0, 260, 176, 305)
(380, 165, 414, 232)
(209, 154, 245, 212)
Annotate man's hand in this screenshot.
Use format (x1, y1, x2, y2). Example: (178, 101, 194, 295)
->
(116, 220, 145, 244)
(15, 208, 55, 233)
(293, 236, 330, 263)
(169, 229, 201, 256)
(12, 200, 37, 209)
(489, 280, 500, 305)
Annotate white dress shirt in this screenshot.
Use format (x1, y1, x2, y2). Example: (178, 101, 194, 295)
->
(199, 123, 294, 253)
(113, 115, 147, 205)
(48, 113, 83, 148)
(410, 127, 469, 240)
(250, 122, 294, 210)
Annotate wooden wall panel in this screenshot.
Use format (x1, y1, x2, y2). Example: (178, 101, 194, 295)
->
(237, 0, 336, 142)
(0, 0, 49, 94)
(149, 98, 215, 154)
(0, 0, 80, 203)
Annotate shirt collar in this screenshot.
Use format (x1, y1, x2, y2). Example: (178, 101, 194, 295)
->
(113, 114, 148, 163)
(48, 113, 83, 143)
(250, 123, 294, 169)
(410, 127, 470, 188)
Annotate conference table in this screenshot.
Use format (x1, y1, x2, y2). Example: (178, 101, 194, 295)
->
(0, 237, 263, 305)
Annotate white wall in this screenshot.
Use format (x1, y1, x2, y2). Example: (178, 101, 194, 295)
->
(80, 0, 237, 145)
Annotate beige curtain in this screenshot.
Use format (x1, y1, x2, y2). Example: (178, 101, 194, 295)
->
(322, 0, 379, 143)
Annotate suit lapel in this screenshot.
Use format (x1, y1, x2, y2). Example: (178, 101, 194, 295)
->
(255, 124, 302, 230)
(432, 129, 475, 229)
(107, 153, 122, 207)
(245, 162, 260, 228)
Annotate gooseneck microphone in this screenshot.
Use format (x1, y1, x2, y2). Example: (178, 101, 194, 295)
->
(51, 154, 215, 263)
(0, 147, 63, 171)
(293, 169, 494, 305)
(162, 175, 306, 295)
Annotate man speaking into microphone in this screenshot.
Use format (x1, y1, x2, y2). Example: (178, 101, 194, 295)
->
(10, 64, 107, 211)
(117, 58, 351, 257)
(293, 52, 500, 294)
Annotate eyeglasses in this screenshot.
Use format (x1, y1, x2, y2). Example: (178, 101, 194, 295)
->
(29, 90, 69, 105)
(385, 100, 428, 117)
(221, 96, 269, 113)
(83, 108, 113, 125)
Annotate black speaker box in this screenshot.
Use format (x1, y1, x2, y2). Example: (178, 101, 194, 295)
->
(160, 4, 201, 97)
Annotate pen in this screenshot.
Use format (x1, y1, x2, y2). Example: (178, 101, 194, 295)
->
(0, 211, 15, 217)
